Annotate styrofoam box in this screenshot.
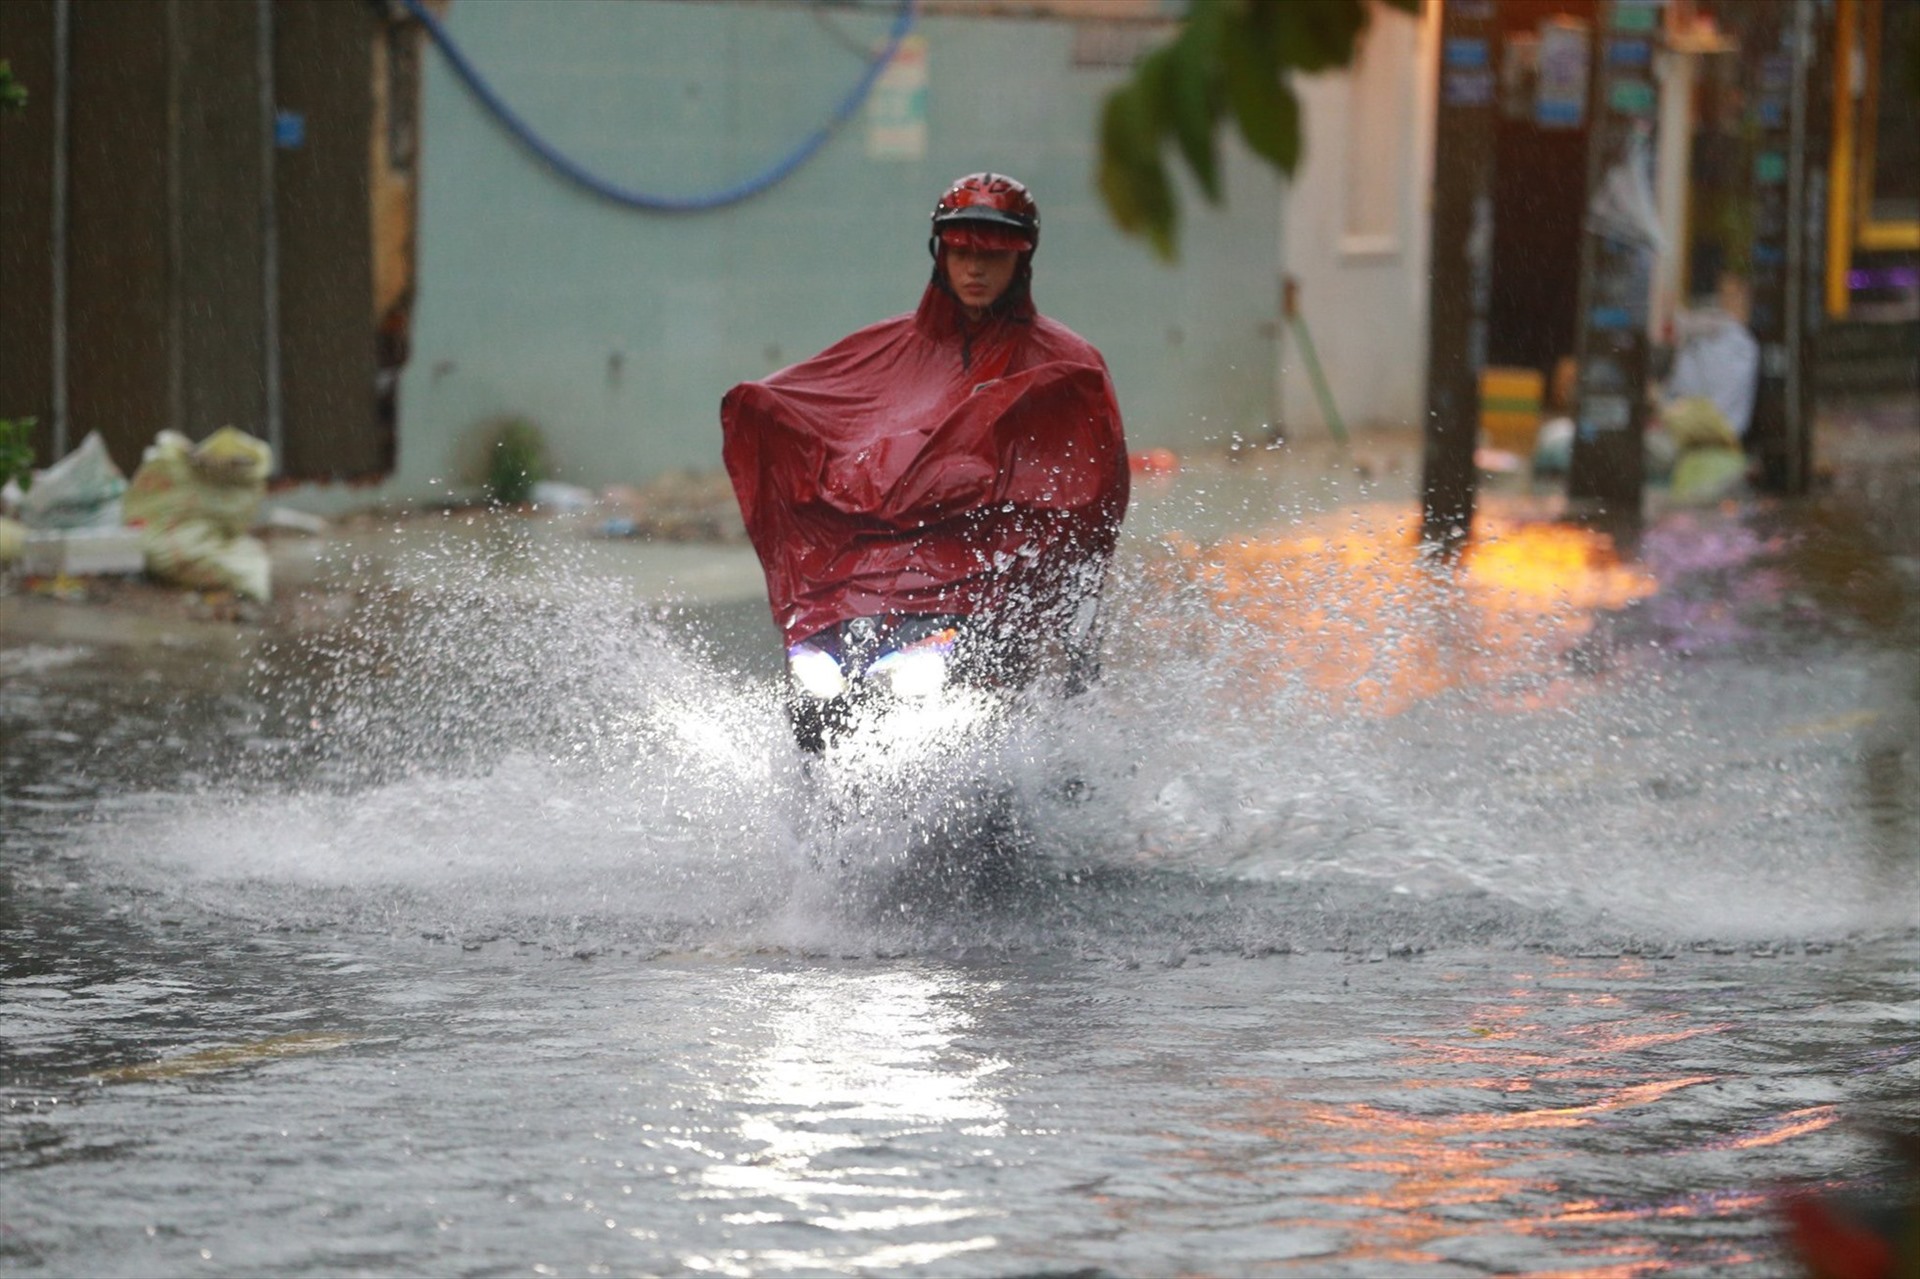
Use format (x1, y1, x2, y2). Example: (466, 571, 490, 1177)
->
(22, 527, 148, 577)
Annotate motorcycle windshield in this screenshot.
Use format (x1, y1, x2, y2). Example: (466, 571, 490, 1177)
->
(722, 279, 1129, 646)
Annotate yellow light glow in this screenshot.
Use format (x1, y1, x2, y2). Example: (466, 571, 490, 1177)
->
(1163, 504, 1658, 717)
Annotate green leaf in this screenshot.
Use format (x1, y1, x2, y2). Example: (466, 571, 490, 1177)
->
(1096, 90, 1150, 233)
(0, 417, 38, 493)
(1135, 158, 1178, 260)
(1223, 21, 1301, 173)
(1272, 0, 1370, 75)
(0, 60, 29, 114)
(1168, 4, 1225, 202)
(1093, 0, 1399, 256)
(1135, 45, 1176, 140)
(1096, 86, 1179, 257)
(1233, 0, 1281, 71)
(1098, 83, 1160, 202)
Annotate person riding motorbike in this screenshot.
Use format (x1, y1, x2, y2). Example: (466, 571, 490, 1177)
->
(720, 173, 1130, 751)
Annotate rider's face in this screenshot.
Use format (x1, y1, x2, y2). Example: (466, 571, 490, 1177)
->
(943, 245, 1019, 316)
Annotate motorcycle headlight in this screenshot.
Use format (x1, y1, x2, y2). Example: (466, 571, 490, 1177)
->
(868, 646, 948, 700)
(786, 644, 846, 700)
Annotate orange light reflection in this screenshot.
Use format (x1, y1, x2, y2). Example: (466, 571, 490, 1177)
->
(1168, 505, 1658, 717)
(1714, 1106, 1842, 1151)
(1316, 1076, 1717, 1139)
(1153, 971, 1806, 1274)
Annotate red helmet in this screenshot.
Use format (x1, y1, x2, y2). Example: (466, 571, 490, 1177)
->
(930, 173, 1039, 254)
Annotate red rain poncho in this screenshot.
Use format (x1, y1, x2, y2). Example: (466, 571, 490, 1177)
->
(721, 279, 1129, 646)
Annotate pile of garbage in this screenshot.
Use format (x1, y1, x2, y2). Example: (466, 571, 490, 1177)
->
(586, 470, 747, 542)
(0, 427, 279, 601)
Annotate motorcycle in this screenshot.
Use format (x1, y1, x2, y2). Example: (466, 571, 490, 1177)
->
(781, 600, 1102, 888)
(783, 593, 1102, 750)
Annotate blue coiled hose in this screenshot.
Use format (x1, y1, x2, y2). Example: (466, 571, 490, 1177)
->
(398, 0, 917, 212)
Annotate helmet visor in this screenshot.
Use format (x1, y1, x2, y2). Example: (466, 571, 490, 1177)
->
(937, 225, 1033, 253)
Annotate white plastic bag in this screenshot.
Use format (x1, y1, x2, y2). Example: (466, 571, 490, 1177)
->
(18, 432, 127, 530)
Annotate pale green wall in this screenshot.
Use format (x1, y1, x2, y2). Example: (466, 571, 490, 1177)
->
(383, 0, 1284, 500)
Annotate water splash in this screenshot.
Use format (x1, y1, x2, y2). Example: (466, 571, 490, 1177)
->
(49, 501, 1915, 955)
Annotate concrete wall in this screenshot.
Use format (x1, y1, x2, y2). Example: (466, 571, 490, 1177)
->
(1277, 2, 1437, 439)
(350, 0, 1285, 504)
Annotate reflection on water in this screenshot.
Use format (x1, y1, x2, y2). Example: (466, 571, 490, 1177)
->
(1162, 953, 1900, 1275)
(689, 968, 1005, 1274)
(93, 1033, 358, 1084)
(1168, 506, 1658, 717)
(4, 473, 1919, 1276)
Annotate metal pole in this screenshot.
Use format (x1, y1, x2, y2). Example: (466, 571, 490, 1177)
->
(1783, 0, 1813, 496)
(165, 0, 184, 437)
(259, 0, 282, 468)
(1737, 0, 1818, 497)
(1565, 0, 1665, 525)
(1420, 0, 1499, 552)
(1269, 271, 1288, 445)
(1285, 277, 1349, 445)
(50, 0, 70, 459)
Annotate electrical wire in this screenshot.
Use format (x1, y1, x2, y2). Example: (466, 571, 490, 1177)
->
(398, 0, 916, 212)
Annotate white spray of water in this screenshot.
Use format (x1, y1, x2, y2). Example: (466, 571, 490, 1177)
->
(71, 511, 1913, 952)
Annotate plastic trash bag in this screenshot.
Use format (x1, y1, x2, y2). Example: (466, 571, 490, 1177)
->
(18, 431, 127, 530)
(1662, 395, 1740, 453)
(1670, 447, 1748, 502)
(143, 518, 272, 601)
(125, 427, 276, 600)
(125, 427, 272, 537)
(1532, 417, 1575, 476)
(1588, 123, 1665, 254)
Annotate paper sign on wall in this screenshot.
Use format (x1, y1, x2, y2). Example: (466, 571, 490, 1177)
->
(866, 35, 928, 161)
(1536, 18, 1589, 129)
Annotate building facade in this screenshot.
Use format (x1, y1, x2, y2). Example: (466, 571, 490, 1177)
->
(3, 0, 1908, 511)
(373, 0, 1284, 503)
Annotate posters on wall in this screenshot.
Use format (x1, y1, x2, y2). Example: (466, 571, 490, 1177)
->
(866, 35, 928, 161)
(1536, 17, 1590, 129)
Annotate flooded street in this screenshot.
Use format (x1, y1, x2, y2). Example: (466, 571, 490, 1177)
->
(4, 457, 1919, 1276)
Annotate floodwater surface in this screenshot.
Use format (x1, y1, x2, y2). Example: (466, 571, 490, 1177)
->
(2, 483, 1917, 1277)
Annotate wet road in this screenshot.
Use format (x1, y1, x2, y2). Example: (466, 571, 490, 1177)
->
(3, 465, 1918, 1276)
